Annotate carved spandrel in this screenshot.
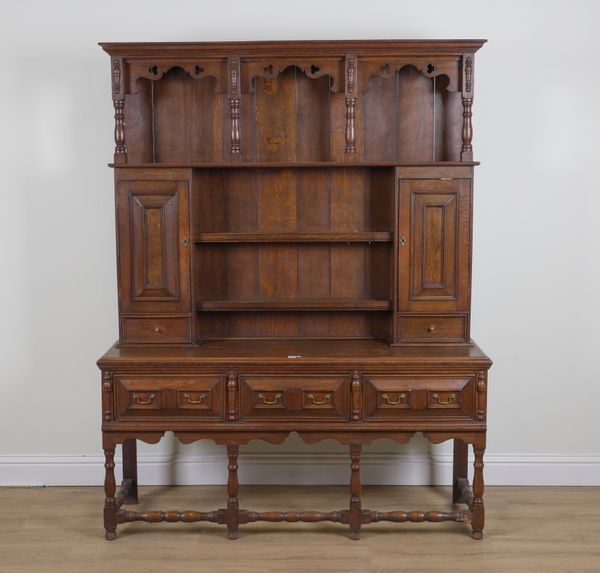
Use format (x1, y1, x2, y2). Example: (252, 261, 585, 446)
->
(358, 59, 460, 93)
(126, 61, 227, 93)
(242, 60, 341, 93)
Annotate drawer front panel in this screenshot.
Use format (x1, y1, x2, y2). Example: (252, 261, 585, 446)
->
(395, 314, 468, 343)
(240, 375, 348, 420)
(121, 316, 192, 344)
(364, 376, 475, 420)
(114, 376, 225, 419)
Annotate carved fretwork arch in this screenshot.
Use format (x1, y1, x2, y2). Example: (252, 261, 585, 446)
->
(358, 60, 460, 93)
(126, 61, 227, 94)
(243, 61, 340, 93)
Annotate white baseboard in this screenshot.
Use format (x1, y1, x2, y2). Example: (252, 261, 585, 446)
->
(1, 452, 599, 487)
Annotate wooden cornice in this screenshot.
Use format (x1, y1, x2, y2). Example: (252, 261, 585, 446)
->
(99, 39, 487, 59)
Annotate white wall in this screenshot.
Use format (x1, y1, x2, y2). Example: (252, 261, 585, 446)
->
(1, 0, 599, 485)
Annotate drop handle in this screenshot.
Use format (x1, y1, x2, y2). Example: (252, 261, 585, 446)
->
(183, 392, 207, 404)
(307, 393, 332, 405)
(257, 392, 282, 405)
(431, 393, 456, 405)
(132, 393, 156, 405)
(381, 393, 406, 406)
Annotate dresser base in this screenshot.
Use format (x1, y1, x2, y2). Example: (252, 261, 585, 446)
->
(98, 339, 490, 541)
(101, 431, 486, 541)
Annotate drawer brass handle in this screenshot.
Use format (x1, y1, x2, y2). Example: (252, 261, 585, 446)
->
(153, 327, 161, 333)
(257, 392, 282, 405)
(132, 392, 156, 405)
(427, 325, 435, 333)
(432, 393, 456, 405)
(183, 392, 207, 404)
(307, 393, 331, 405)
(382, 393, 406, 405)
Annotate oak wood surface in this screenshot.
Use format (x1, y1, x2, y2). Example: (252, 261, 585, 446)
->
(99, 38, 491, 541)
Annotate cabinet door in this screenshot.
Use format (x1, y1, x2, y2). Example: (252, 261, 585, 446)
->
(397, 179, 471, 312)
(116, 179, 191, 313)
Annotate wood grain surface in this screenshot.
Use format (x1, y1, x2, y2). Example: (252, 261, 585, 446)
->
(1, 485, 598, 573)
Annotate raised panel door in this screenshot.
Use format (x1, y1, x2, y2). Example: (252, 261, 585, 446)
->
(397, 178, 471, 313)
(117, 179, 191, 314)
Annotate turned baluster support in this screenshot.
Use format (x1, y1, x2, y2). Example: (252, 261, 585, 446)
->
(227, 443, 240, 539)
(344, 54, 358, 154)
(460, 54, 474, 161)
(228, 56, 241, 160)
(111, 56, 127, 164)
(471, 438, 485, 540)
(103, 437, 117, 540)
(349, 443, 362, 540)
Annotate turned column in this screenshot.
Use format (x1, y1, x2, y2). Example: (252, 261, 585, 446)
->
(111, 56, 127, 164)
(344, 54, 358, 154)
(228, 56, 242, 161)
(471, 437, 486, 540)
(452, 439, 468, 503)
(227, 443, 240, 539)
(103, 436, 117, 540)
(460, 53, 474, 161)
(349, 444, 362, 540)
(122, 439, 138, 504)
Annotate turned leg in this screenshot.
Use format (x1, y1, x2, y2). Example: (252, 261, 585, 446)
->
(471, 437, 486, 540)
(122, 439, 138, 504)
(453, 439, 468, 504)
(103, 436, 117, 540)
(349, 444, 362, 540)
(226, 444, 240, 540)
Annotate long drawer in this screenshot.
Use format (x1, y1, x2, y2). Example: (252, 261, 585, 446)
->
(240, 375, 349, 421)
(363, 375, 476, 420)
(114, 375, 225, 419)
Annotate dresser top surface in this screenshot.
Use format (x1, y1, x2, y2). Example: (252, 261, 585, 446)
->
(98, 339, 491, 369)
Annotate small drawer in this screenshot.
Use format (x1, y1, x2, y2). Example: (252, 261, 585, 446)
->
(121, 316, 191, 344)
(240, 375, 348, 421)
(396, 314, 467, 343)
(364, 375, 475, 420)
(114, 375, 226, 419)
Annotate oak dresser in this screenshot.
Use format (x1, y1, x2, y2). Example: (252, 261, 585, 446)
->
(97, 39, 492, 541)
